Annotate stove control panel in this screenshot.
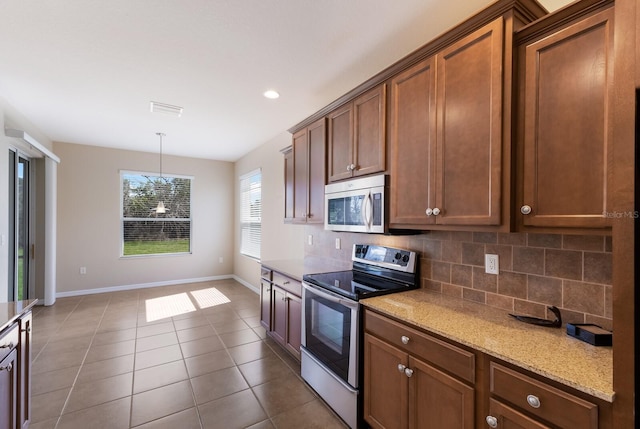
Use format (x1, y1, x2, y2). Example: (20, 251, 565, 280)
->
(353, 244, 416, 273)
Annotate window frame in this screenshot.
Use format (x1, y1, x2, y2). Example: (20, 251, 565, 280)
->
(120, 170, 194, 258)
(239, 168, 262, 260)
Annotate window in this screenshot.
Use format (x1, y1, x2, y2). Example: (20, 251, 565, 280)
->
(121, 171, 192, 256)
(240, 169, 261, 259)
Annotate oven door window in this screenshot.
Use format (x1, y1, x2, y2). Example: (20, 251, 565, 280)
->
(304, 292, 353, 384)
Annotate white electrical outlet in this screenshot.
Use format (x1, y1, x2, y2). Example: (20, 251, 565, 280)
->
(485, 254, 499, 275)
(335, 238, 341, 249)
(308, 235, 313, 246)
(80, 267, 87, 275)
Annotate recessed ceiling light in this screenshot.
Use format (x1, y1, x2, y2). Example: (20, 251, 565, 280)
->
(263, 90, 280, 99)
(150, 101, 183, 117)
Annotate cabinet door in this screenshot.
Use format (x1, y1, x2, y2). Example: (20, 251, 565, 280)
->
(293, 128, 310, 222)
(435, 17, 504, 225)
(521, 8, 613, 229)
(307, 118, 326, 223)
(488, 398, 551, 429)
(272, 286, 287, 346)
(389, 57, 437, 227)
(408, 356, 474, 429)
(284, 293, 302, 359)
(327, 103, 354, 182)
(0, 350, 17, 429)
(260, 280, 272, 330)
(364, 333, 408, 429)
(18, 312, 31, 429)
(283, 147, 294, 222)
(353, 85, 386, 178)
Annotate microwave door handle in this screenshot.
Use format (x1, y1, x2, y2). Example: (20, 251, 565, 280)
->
(362, 191, 372, 230)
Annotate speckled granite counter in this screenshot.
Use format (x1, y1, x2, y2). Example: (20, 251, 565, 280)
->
(0, 299, 38, 331)
(261, 257, 351, 281)
(362, 290, 614, 402)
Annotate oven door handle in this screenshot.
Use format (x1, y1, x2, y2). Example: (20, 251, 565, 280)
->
(302, 282, 359, 310)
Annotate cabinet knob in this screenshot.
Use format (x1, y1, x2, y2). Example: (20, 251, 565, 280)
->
(425, 208, 433, 216)
(526, 394, 541, 408)
(404, 368, 414, 378)
(401, 335, 410, 345)
(485, 416, 498, 428)
(432, 207, 441, 216)
(521, 205, 532, 215)
(397, 363, 406, 373)
(350, 163, 356, 171)
(0, 342, 14, 349)
(21, 327, 31, 333)
(346, 164, 352, 172)
(0, 363, 12, 372)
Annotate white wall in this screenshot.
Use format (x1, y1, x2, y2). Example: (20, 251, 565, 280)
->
(54, 142, 235, 295)
(234, 132, 305, 288)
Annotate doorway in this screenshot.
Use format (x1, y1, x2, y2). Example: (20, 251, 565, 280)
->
(8, 150, 31, 301)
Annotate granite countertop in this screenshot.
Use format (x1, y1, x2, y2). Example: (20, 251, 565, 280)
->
(362, 290, 614, 402)
(0, 299, 38, 331)
(261, 257, 351, 281)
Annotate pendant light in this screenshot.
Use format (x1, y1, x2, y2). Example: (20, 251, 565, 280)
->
(155, 132, 166, 214)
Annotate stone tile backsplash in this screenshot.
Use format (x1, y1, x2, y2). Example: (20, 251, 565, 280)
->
(305, 226, 613, 330)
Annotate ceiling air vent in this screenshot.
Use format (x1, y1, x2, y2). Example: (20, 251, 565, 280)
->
(150, 101, 183, 117)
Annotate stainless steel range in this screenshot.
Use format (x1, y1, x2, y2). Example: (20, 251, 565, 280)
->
(301, 244, 419, 429)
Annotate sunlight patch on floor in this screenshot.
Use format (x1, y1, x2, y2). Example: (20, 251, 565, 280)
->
(144, 287, 231, 322)
(145, 292, 197, 322)
(189, 287, 231, 309)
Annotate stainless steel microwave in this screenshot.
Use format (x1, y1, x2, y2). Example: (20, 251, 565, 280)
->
(325, 174, 387, 233)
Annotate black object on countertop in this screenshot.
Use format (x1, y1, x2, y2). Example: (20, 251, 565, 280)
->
(566, 323, 612, 346)
(509, 305, 562, 328)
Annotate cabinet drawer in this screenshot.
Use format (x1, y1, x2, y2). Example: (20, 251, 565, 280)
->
(260, 267, 272, 281)
(365, 311, 475, 383)
(272, 272, 301, 296)
(490, 362, 598, 429)
(0, 323, 19, 363)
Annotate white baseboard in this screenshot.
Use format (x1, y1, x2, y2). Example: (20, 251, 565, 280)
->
(55, 275, 260, 298)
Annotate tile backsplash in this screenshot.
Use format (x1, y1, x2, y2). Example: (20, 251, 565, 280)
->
(305, 226, 613, 330)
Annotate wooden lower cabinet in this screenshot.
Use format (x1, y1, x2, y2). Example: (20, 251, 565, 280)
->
(0, 350, 18, 429)
(487, 399, 551, 429)
(260, 267, 302, 360)
(364, 317, 475, 429)
(18, 312, 31, 429)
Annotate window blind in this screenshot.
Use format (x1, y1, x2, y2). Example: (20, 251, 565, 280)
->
(240, 169, 262, 259)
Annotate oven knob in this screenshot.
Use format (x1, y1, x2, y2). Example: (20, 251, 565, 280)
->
(402, 254, 409, 263)
(395, 252, 402, 260)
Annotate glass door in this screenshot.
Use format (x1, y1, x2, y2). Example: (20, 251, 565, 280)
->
(8, 150, 30, 301)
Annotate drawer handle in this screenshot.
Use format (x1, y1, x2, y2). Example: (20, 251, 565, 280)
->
(527, 394, 541, 409)
(21, 327, 31, 333)
(404, 368, 414, 378)
(397, 363, 406, 373)
(0, 363, 12, 372)
(0, 342, 14, 349)
(283, 281, 290, 285)
(401, 335, 410, 345)
(485, 416, 498, 428)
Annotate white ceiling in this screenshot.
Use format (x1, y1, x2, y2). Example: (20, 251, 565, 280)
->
(0, 0, 570, 162)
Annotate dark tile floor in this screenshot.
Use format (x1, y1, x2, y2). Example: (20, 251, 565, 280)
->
(28, 280, 348, 429)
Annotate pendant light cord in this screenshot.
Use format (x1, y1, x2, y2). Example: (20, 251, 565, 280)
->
(156, 132, 165, 180)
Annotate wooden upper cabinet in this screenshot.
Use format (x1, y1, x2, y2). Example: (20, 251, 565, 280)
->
(389, 57, 437, 227)
(390, 17, 504, 229)
(282, 146, 294, 222)
(436, 17, 504, 226)
(519, 7, 613, 230)
(328, 84, 386, 182)
(291, 118, 326, 223)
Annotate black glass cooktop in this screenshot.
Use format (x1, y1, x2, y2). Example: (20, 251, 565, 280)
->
(303, 268, 417, 301)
